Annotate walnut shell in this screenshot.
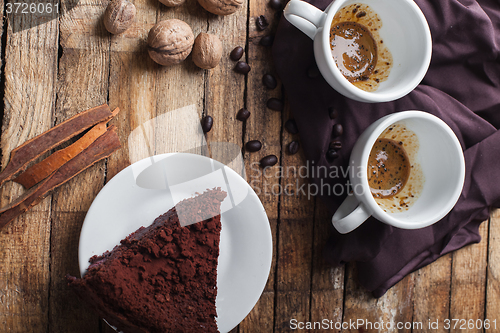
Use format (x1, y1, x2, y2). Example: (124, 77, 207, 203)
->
(159, 0, 185, 7)
(192, 33, 223, 69)
(103, 0, 136, 34)
(197, 0, 243, 15)
(147, 19, 194, 66)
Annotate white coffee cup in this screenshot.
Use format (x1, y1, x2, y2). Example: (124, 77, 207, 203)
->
(332, 111, 465, 234)
(283, 0, 432, 103)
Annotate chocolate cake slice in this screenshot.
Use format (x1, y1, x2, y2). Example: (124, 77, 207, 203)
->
(67, 188, 227, 333)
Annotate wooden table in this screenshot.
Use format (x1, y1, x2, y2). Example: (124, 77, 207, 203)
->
(0, 0, 498, 332)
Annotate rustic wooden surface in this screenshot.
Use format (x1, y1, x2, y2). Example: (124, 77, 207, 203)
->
(0, 0, 498, 332)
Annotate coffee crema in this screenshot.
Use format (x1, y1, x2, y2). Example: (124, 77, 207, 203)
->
(368, 138, 410, 198)
(329, 3, 393, 92)
(367, 122, 424, 213)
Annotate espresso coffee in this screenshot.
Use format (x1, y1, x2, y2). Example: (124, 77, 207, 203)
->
(368, 122, 424, 213)
(368, 138, 410, 198)
(330, 21, 377, 83)
(329, 3, 393, 92)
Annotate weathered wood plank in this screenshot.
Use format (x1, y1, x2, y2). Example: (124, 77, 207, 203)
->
(343, 265, 414, 333)
(486, 209, 500, 328)
(274, 105, 315, 331)
(239, 2, 282, 331)
(310, 199, 345, 330)
(104, 2, 158, 333)
(204, 3, 247, 173)
(450, 221, 488, 333)
(0, 7, 58, 332)
(153, 0, 207, 122)
(106, 0, 158, 181)
(48, 0, 111, 331)
(412, 254, 451, 333)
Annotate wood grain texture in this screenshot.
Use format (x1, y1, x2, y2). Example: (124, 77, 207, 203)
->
(204, 0, 247, 174)
(412, 254, 452, 333)
(239, 1, 282, 332)
(487, 209, 500, 327)
(0, 7, 58, 332)
(274, 104, 315, 332)
(104, 2, 158, 333)
(48, 0, 111, 331)
(310, 199, 345, 331)
(106, 0, 157, 181)
(343, 265, 414, 333)
(450, 221, 488, 333)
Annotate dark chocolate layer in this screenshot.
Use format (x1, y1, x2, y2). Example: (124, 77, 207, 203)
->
(67, 188, 227, 333)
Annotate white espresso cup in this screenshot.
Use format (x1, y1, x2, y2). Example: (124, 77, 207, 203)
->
(283, 0, 432, 103)
(332, 111, 465, 234)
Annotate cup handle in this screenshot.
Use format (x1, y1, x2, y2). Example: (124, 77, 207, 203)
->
(284, 0, 327, 40)
(332, 194, 371, 234)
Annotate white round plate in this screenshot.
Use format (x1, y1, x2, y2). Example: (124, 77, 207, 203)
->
(79, 153, 273, 333)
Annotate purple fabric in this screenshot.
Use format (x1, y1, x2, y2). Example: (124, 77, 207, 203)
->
(273, 0, 500, 297)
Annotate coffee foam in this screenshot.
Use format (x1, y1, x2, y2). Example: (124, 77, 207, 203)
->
(373, 121, 425, 213)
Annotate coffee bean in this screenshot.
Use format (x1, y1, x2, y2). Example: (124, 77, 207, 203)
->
(260, 34, 274, 47)
(288, 140, 300, 155)
(245, 140, 262, 152)
(230, 46, 244, 61)
(274, 9, 283, 19)
(201, 115, 213, 133)
(328, 107, 338, 120)
(236, 108, 250, 121)
(285, 119, 298, 134)
(256, 15, 269, 31)
(326, 149, 339, 162)
(234, 61, 251, 74)
(307, 65, 320, 78)
(269, 0, 282, 10)
(267, 98, 284, 111)
(260, 154, 278, 167)
(329, 140, 342, 150)
(262, 73, 277, 89)
(332, 123, 344, 137)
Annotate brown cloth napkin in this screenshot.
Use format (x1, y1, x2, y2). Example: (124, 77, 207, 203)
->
(272, 0, 500, 297)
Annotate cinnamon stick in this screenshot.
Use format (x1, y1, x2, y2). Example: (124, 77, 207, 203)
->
(0, 104, 114, 188)
(0, 126, 121, 230)
(14, 108, 120, 189)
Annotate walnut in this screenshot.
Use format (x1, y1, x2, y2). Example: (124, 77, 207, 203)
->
(159, 0, 185, 7)
(147, 19, 194, 66)
(197, 0, 243, 15)
(192, 33, 223, 69)
(103, 0, 136, 34)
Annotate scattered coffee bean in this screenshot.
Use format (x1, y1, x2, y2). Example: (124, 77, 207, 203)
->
(259, 34, 274, 47)
(267, 98, 284, 111)
(256, 15, 269, 31)
(236, 108, 251, 121)
(329, 140, 342, 150)
(332, 123, 344, 137)
(269, 0, 282, 10)
(260, 154, 278, 167)
(288, 140, 300, 155)
(230, 46, 244, 61)
(262, 73, 277, 89)
(245, 140, 262, 152)
(326, 149, 339, 162)
(285, 119, 299, 134)
(328, 107, 338, 120)
(307, 65, 320, 78)
(234, 61, 251, 74)
(201, 115, 213, 133)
